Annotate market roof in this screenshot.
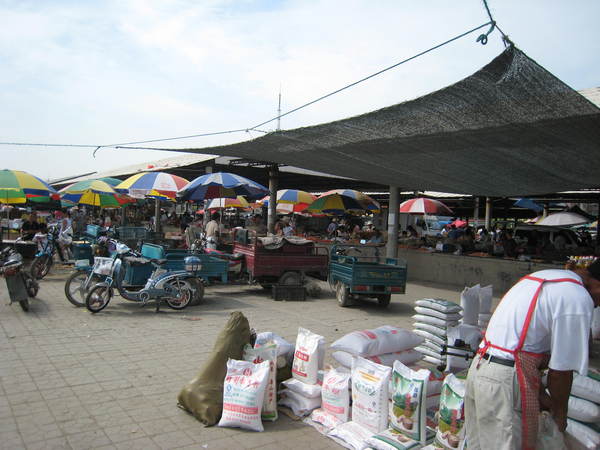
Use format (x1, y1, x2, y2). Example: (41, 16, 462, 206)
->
(152, 46, 600, 197)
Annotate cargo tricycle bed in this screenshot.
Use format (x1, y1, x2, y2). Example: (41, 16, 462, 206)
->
(328, 244, 407, 308)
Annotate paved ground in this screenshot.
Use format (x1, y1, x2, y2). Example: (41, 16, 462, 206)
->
(0, 268, 495, 449)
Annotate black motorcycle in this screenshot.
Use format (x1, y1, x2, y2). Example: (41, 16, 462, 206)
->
(0, 242, 40, 311)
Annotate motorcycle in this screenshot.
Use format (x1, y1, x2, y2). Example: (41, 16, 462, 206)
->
(0, 241, 40, 311)
(30, 224, 67, 280)
(191, 233, 245, 280)
(85, 242, 202, 313)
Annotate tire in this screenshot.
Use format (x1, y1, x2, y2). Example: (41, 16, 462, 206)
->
(64, 271, 90, 307)
(259, 283, 273, 290)
(85, 285, 112, 313)
(278, 271, 302, 286)
(19, 299, 29, 312)
(31, 255, 52, 280)
(377, 294, 391, 308)
(164, 279, 193, 310)
(327, 274, 336, 293)
(189, 278, 205, 305)
(23, 273, 39, 298)
(336, 282, 351, 307)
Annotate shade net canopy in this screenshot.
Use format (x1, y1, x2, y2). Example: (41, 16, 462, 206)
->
(159, 46, 600, 197)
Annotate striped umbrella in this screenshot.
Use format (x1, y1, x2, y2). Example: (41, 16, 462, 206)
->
(306, 193, 369, 216)
(115, 172, 189, 199)
(319, 189, 380, 213)
(178, 172, 268, 202)
(0, 169, 59, 204)
(258, 189, 317, 213)
(400, 198, 453, 215)
(60, 180, 134, 208)
(97, 177, 123, 187)
(206, 196, 250, 210)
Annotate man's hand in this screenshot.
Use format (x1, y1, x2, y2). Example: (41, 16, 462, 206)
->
(547, 369, 573, 433)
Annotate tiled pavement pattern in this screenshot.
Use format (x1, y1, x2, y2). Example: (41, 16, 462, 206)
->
(0, 267, 474, 449)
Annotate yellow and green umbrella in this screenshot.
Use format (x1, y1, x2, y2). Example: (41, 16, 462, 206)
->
(0, 169, 60, 204)
(307, 190, 380, 215)
(206, 196, 250, 210)
(60, 179, 134, 208)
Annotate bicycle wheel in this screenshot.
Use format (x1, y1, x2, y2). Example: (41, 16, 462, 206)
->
(23, 272, 39, 298)
(64, 271, 90, 307)
(164, 279, 192, 310)
(85, 285, 111, 313)
(31, 255, 52, 280)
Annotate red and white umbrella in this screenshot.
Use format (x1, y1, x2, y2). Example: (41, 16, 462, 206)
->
(399, 198, 453, 215)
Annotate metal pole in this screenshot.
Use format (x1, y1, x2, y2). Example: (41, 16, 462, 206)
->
(484, 197, 492, 230)
(154, 198, 161, 233)
(267, 166, 278, 235)
(386, 186, 400, 259)
(203, 165, 213, 227)
(596, 198, 600, 248)
(542, 203, 549, 218)
(473, 197, 480, 227)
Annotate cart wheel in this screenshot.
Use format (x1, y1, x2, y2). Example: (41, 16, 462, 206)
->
(86, 285, 111, 313)
(279, 271, 302, 286)
(164, 279, 193, 310)
(377, 294, 391, 308)
(336, 282, 351, 307)
(189, 278, 205, 305)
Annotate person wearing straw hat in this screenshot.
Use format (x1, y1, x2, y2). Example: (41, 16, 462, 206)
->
(465, 259, 600, 449)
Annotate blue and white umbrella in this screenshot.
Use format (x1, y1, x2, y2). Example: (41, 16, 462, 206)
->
(178, 172, 268, 202)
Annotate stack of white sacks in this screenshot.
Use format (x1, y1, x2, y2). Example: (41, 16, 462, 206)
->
(543, 370, 600, 449)
(459, 284, 493, 330)
(278, 327, 326, 417)
(412, 299, 463, 367)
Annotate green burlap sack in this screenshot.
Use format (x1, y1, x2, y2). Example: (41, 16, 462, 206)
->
(177, 311, 252, 426)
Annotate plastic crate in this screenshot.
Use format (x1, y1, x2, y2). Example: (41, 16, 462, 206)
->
(116, 227, 147, 240)
(141, 243, 165, 260)
(272, 285, 306, 301)
(72, 242, 93, 264)
(86, 224, 103, 239)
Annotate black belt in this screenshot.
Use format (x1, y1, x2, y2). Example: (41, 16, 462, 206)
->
(482, 353, 515, 367)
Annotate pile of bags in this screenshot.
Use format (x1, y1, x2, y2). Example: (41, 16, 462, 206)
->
(412, 298, 463, 367)
(543, 370, 600, 449)
(278, 327, 325, 417)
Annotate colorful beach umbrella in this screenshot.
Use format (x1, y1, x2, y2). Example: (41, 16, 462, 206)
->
(115, 172, 189, 199)
(400, 198, 453, 215)
(306, 193, 369, 215)
(258, 189, 317, 213)
(206, 196, 250, 210)
(319, 189, 381, 213)
(60, 180, 133, 208)
(178, 172, 268, 202)
(0, 169, 59, 204)
(97, 177, 124, 187)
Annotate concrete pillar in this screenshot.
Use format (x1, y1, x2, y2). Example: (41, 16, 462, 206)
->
(484, 197, 492, 230)
(154, 198, 161, 233)
(386, 186, 400, 260)
(473, 197, 480, 226)
(203, 165, 213, 226)
(267, 166, 278, 235)
(542, 204, 549, 218)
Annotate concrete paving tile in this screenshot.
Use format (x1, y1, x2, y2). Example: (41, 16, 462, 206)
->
(103, 423, 146, 444)
(25, 436, 70, 450)
(151, 430, 195, 449)
(114, 437, 160, 450)
(65, 430, 111, 449)
(138, 417, 179, 436)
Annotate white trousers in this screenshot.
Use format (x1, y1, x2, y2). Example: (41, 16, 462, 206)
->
(465, 355, 522, 450)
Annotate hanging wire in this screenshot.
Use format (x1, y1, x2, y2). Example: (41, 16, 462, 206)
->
(476, 0, 511, 46)
(0, 18, 499, 153)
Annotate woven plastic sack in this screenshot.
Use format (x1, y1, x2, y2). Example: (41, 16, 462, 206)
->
(177, 311, 251, 426)
(255, 331, 294, 357)
(390, 361, 430, 443)
(432, 374, 466, 450)
(332, 349, 423, 369)
(567, 396, 600, 422)
(572, 370, 600, 404)
(412, 314, 459, 328)
(413, 329, 445, 347)
(217, 359, 270, 432)
(592, 308, 600, 340)
(414, 307, 462, 322)
(278, 388, 321, 417)
(365, 428, 423, 449)
(332, 326, 424, 357)
(536, 412, 566, 450)
(415, 298, 462, 314)
(415, 345, 446, 362)
(309, 407, 343, 431)
(565, 419, 600, 449)
(242, 342, 278, 421)
(292, 327, 325, 384)
(414, 322, 448, 337)
(478, 285, 493, 314)
(460, 285, 480, 325)
(327, 421, 374, 450)
(322, 367, 351, 423)
(351, 357, 391, 434)
(281, 377, 321, 398)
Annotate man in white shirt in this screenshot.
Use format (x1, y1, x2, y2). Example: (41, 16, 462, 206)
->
(465, 262, 600, 449)
(205, 212, 220, 250)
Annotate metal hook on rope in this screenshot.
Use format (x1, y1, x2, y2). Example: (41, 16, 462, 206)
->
(476, 21, 496, 45)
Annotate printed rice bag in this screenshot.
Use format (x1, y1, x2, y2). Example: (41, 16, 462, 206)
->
(309, 407, 343, 431)
(365, 428, 423, 449)
(431, 374, 466, 449)
(331, 326, 424, 357)
(322, 367, 351, 423)
(332, 349, 423, 369)
(292, 327, 325, 384)
(218, 358, 270, 432)
(351, 357, 392, 434)
(390, 361, 430, 444)
(415, 298, 463, 314)
(243, 342, 278, 421)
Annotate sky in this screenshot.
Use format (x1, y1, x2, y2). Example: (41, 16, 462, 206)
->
(1, 0, 599, 182)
